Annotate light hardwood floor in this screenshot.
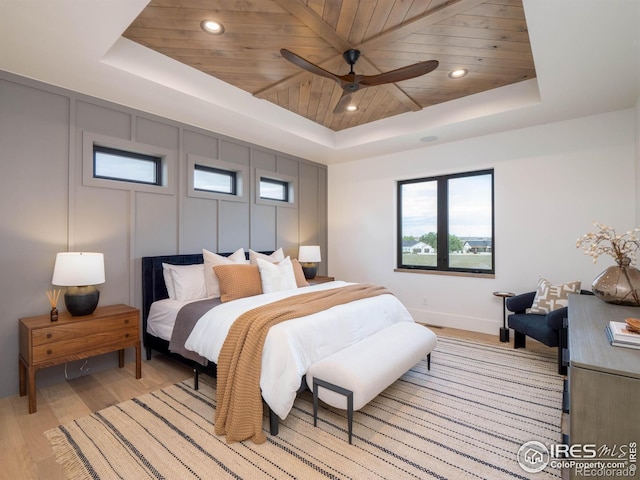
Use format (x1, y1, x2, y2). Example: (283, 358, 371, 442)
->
(1, 353, 193, 479)
(0, 328, 554, 480)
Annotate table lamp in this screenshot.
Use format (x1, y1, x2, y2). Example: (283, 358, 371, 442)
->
(298, 245, 321, 279)
(52, 252, 105, 316)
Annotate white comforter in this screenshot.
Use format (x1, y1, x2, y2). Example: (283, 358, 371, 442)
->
(184, 281, 414, 419)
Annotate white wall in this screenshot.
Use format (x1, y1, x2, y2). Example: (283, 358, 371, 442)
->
(327, 109, 637, 334)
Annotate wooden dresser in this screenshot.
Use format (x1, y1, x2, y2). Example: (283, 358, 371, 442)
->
(567, 295, 639, 479)
(19, 304, 141, 413)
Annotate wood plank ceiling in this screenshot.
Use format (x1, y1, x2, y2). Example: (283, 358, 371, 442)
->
(123, 0, 535, 131)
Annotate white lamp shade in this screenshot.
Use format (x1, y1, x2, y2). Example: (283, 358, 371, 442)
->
(298, 245, 321, 263)
(52, 252, 105, 286)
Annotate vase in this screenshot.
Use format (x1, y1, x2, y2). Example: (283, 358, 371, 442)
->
(591, 257, 640, 306)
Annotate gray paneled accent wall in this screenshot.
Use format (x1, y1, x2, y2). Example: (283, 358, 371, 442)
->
(0, 71, 327, 399)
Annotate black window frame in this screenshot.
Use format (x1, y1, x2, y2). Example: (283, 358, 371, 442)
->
(397, 169, 495, 274)
(193, 164, 237, 195)
(259, 177, 289, 202)
(93, 145, 162, 186)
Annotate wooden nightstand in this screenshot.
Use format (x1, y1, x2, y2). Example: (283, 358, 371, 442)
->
(19, 304, 141, 413)
(308, 276, 335, 285)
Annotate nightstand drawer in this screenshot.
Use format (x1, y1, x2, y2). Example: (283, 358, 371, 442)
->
(32, 315, 137, 346)
(32, 328, 139, 364)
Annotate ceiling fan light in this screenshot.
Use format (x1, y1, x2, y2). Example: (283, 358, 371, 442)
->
(201, 20, 225, 35)
(346, 105, 358, 112)
(448, 68, 468, 79)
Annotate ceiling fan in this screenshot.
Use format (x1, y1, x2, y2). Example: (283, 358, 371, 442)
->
(280, 48, 439, 114)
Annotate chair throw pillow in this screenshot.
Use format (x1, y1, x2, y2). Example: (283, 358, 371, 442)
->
(527, 277, 581, 314)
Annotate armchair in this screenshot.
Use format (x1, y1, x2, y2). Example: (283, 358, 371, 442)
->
(506, 290, 591, 375)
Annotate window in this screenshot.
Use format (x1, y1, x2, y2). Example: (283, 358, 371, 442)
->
(255, 168, 296, 208)
(397, 169, 494, 274)
(194, 164, 236, 195)
(93, 145, 161, 185)
(260, 177, 289, 202)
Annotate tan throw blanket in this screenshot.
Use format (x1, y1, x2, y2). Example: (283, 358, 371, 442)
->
(214, 283, 392, 444)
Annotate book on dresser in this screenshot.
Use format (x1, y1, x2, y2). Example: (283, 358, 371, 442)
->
(606, 321, 640, 349)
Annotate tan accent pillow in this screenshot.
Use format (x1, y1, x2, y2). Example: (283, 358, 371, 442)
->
(291, 259, 310, 287)
(527, 278, 581, 314)
(213, 264, 263, 303)
(203, 248, 247, 298)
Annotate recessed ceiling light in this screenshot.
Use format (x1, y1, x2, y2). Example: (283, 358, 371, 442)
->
(448, 68, 468, 79)
(201, 20, 225, 35)
(346, 105, 358, 112)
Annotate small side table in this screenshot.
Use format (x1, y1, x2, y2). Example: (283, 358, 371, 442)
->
(493, 291, 515, 342)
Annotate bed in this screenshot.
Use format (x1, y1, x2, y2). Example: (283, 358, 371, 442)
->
(141, 250, 415, 439)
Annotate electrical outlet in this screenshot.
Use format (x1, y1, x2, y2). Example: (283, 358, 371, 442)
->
(422, 296, 428, 306)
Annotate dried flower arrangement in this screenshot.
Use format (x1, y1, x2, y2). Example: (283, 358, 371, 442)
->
(46, 288, 62, 322)
(46, 288, 61, 308)
(576, 222, 640, 266)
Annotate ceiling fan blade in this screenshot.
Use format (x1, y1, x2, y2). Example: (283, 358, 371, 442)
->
(333, 91, 354, 114)
(280, 49, 342, 85)
(358, 60, 439, 87)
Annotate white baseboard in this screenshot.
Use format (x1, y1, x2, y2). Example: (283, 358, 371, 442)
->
(408, 308, 501, 336)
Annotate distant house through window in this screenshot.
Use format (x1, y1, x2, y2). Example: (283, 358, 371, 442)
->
(397, 169, 494, 274)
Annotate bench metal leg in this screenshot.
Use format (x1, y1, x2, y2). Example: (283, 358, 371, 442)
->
(427, 353, 431, 370)
(193, 369, 199, 390)
(313, 377, 354, 444)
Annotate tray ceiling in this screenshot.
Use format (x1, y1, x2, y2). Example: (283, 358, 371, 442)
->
(123, 0, 535, 132)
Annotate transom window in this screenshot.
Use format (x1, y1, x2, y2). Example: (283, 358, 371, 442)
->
(93, 145, 161, 186)
(260, 177, 289, 202)
(194, 164, 237, 195)
(397, 169, 494, 274)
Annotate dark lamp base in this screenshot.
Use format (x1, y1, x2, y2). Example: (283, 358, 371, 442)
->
(301, 263, 317, 279)
(65, 286, 100, 316)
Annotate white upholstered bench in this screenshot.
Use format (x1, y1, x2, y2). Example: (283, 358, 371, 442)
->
(305, 322, 437, 443)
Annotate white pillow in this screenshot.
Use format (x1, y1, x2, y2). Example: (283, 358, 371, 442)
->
(165, 264, 206, 302)
(203, 248, 247, 298)
(162, 263, 177, 299)
(249, 248, 285, 265)
(257, 256, 297, 294)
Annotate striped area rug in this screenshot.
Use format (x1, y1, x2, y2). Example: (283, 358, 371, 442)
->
(45, 336, 564, 479)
